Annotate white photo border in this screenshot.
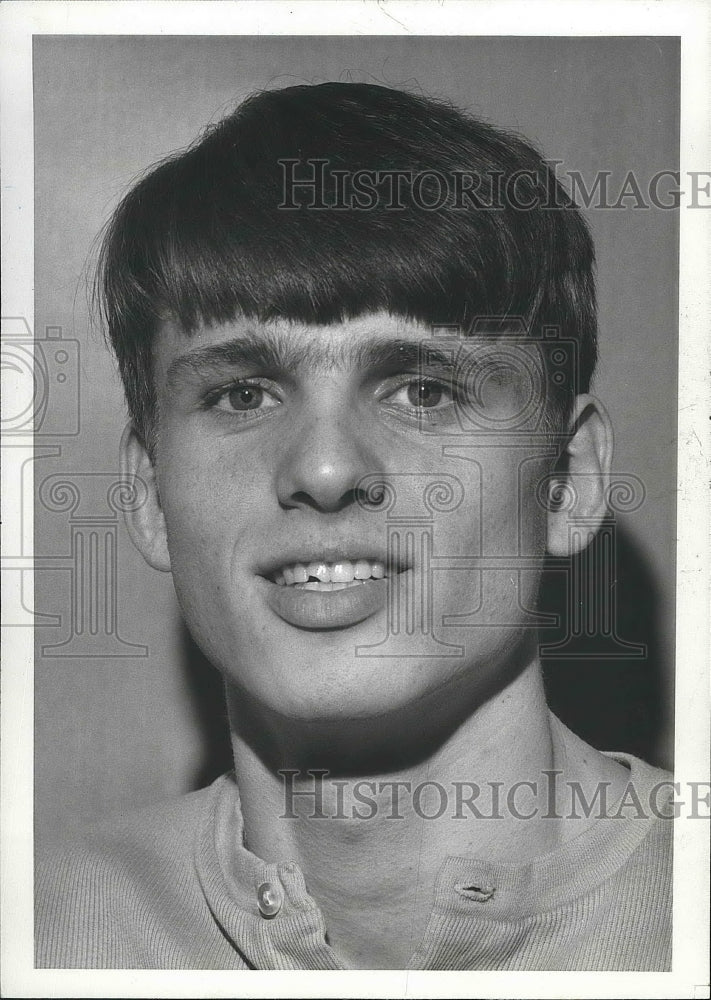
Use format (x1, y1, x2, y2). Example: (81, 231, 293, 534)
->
(1, 2, 709, 997)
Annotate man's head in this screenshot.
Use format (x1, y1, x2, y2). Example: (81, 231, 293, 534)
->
(103, 83, 612, 728)
(98, 82, 597, 453)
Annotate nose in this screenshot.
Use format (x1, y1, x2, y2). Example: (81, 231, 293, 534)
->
(276, 408, 382, 514)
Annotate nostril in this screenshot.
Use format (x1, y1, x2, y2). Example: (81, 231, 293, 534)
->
(283, 487, 361, 515)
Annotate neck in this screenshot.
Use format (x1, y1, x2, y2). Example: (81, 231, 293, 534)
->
(225, 657, 567, 968)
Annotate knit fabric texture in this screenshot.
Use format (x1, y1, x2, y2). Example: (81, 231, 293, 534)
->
(36, 740, 673, 970)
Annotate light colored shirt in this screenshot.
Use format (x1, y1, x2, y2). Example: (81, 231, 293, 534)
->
(36, 749, 673, 970)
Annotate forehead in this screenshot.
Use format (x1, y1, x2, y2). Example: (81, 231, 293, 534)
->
(154, 311, 541, 384)
(154, 312, 431, 375)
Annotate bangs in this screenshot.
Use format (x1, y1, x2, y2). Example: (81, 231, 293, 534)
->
(102, 141, 552, 338)
(97, 83, 597, 445)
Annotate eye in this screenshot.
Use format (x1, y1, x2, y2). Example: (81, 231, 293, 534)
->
(226, 385, 263, 410)
(385, 377, 454, 412)
(204, 380, 280, 416)
(406, 380, 445, 408)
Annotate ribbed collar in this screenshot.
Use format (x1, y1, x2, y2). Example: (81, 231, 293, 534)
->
(194, 726, 672, 970)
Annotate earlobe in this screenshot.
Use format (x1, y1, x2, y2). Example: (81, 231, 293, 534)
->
(546, 394, 613, 557)
(119, 424, 172, 572)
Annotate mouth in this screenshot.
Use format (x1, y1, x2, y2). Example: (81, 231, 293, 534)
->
(271, 558, 387, 592)
(258, 553, 409, 631)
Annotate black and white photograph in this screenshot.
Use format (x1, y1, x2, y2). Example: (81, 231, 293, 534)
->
(1, 2, 709, 996)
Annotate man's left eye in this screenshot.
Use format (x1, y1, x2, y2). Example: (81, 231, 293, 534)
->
(226, 385, 264, 410)
(387, 378, 454, 410)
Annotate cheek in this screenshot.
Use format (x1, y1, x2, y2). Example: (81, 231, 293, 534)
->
(159, 459, 215, 561)
(155, 441, 265, 597)
(432, 457, 548, 626)
(473, 457, 547, 555)
(159, 426, 266, 521)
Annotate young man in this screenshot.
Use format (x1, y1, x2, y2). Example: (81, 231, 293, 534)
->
(36, 82, 673, 971)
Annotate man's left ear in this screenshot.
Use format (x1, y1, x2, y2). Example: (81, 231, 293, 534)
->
(546, 394, 613, 557)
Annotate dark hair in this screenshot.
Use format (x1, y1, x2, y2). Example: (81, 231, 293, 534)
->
(97, 82, 597, 450)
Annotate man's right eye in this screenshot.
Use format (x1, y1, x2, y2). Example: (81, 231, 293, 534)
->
(204, 379, 281, 416)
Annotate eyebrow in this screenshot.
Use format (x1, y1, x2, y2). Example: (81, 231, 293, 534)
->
(165, 330, 461, 389)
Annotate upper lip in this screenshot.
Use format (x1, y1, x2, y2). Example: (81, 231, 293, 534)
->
(256, 544, 410, 580)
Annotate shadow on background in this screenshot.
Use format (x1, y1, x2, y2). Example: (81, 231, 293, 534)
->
(180, 624, 233, 789)
(540, 521, 673, 770)
(179, 518, 674, 789)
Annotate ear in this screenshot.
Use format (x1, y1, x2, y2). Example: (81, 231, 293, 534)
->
(120, 423, 171, 572)
(546, 394, 613, 557)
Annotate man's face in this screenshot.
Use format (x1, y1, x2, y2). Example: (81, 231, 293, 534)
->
(150, 312, 555, 721)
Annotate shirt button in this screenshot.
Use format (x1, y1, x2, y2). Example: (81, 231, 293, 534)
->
(256, 880, 283, 918)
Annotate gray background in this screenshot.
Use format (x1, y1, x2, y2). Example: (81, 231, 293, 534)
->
(32, 36, 679, 843)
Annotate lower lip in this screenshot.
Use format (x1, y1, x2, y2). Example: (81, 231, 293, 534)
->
(260, 575, 394, 630)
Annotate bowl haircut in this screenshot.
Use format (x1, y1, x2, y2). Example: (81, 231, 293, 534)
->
(96, 83, 597, 454)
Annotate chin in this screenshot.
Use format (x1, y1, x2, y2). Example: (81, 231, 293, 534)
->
(235, 652, 472, 726)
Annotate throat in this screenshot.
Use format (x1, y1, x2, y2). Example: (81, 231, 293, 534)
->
(304, 845, 437, 970)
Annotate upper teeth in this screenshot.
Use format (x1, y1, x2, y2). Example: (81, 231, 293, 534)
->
(275, 560, 386, 586)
